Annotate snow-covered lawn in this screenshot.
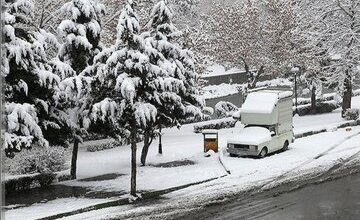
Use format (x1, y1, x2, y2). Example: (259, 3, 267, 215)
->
(5, 96, 360, 220)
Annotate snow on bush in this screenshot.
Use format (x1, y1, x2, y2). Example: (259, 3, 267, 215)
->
(86, 140, 125, 152)
(215, 101, 239, 117)
(5, 146, 69, 175)
(193, 118, 237, 133)
(344, 109, 360, 121)
(295, 101, 339, 116)
(255, 78, 292, 87)
(353, 89, 360, 97)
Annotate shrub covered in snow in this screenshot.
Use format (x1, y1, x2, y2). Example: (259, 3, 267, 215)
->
(215, 101, 239, 117)
(353, 89, 360, 97)
(295, 101, 339, 116)
(193, 118, 237, 133)
(344, 109, 360, 121)
(86, 140, 125, 152)
(6, 146, 69, 175)
(294, 93, 337, 106)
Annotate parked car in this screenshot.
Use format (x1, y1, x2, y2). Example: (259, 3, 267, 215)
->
(227, 89, 294, 158)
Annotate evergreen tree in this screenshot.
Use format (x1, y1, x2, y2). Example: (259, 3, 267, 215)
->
(88, 0, 194, 197)
(2, 0, 64, 157)
(139, 0, 205, 165)
(89, 0, 158, 197)
(57, 0, 105, 179)
(58, 0, 105, 73)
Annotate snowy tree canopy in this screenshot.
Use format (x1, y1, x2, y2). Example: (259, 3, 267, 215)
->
(196, 0, 295, 78)
(2, 0, 67, 155)
(143, 0, 205, 127)
(88, 0, 160, 137)
(295, 0, 360, 114)
(58, 0, 106, 74)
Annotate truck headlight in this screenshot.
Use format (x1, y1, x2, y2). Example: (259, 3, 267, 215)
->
(228, 143, 234, 148)
(250, 145, 258, 151)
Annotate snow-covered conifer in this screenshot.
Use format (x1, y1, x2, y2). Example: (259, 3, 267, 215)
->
(2, 0, 65, 156)
(89, 0, 162, 196)
(58, 0, 105, 74)
(139, 0, 205, 165)
(55, 0, 106, 179)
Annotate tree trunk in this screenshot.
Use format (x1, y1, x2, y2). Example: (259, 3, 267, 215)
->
(130, 132, 137, 197)
(310, 86, 316, 114)
(70, 139, 79, 180)
(249, 65, 265, 89)
(158, 127, 162, 155)
(140, 132, 150, 166)
(342, 74, 352, 117)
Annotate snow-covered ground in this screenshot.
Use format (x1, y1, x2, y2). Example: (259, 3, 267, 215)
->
(5, 96, 360, 220)
(200, 78, 292, 99)
(201, 83, 242, 99)
(52, 126, 360, 220)
(202, 64, 241, 77)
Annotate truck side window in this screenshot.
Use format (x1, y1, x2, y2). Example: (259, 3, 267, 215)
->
(269, 126, 276, 136)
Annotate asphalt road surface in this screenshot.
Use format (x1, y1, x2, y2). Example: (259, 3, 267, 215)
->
(189, 173, 360, 220)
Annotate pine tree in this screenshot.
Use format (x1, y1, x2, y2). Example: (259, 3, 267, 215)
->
(2, 0, 66, 156)
(58, 0, 105, 73)
(89, 0, 160, 197)
(57, 0, 105, 179)
(139, 0, 205, 165)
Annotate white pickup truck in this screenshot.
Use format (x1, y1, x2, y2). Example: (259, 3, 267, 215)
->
(227, 89, 294, 158)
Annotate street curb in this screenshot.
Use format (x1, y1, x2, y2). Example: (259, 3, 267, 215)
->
(218, 148, 231, 174)
(38, 175, 227, 220)
(294, 119, 360, 139)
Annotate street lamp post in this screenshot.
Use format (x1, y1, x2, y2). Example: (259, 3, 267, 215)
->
(294, 72, 298, 114)
(291, 67, 300, 115)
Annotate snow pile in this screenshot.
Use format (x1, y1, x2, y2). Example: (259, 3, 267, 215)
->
(227, 126, 271, 145)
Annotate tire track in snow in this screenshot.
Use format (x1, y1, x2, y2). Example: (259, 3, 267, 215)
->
(317, 148, 360, 181)
(259, 131, 360, 190)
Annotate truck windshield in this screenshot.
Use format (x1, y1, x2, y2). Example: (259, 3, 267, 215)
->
(244, 125, 276, 133)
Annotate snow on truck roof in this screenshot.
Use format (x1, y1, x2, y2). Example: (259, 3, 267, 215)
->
(241, 90, 293, 114)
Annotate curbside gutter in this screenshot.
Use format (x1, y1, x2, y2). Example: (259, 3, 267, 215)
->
(218, 148, 231, 175)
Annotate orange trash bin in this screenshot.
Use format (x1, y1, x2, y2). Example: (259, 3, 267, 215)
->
(202, 129, 219, 153)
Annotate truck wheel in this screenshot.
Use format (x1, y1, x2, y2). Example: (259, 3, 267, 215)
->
(282, 141, 289, 151)
(259, 147, 268, 158)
